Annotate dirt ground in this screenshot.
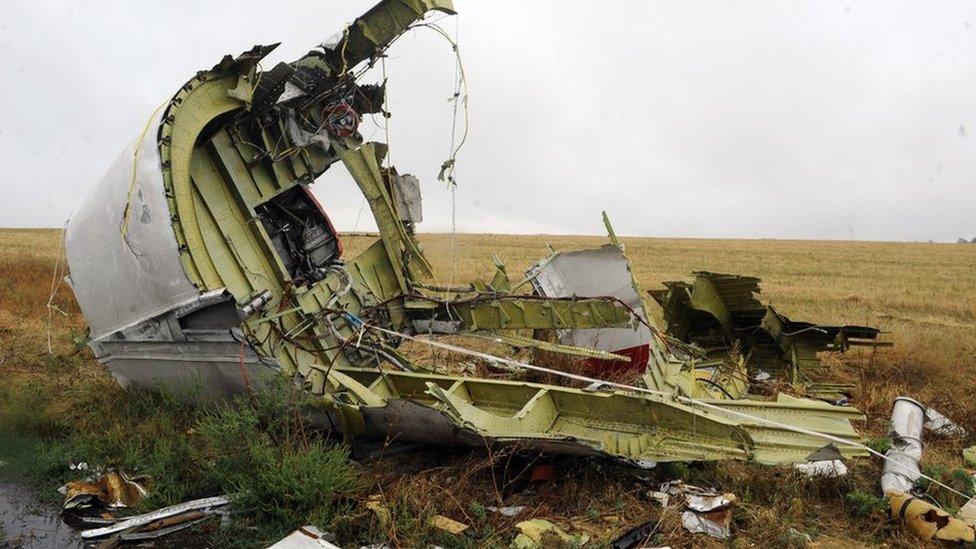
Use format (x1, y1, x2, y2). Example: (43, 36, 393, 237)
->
(1, 228, 975, 548)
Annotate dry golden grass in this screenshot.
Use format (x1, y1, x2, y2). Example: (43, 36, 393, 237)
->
(2, 228, 974, 547)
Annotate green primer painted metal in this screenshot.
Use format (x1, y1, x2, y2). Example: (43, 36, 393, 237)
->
(141, 0, 873, 468)
(468, 332, 630, 363)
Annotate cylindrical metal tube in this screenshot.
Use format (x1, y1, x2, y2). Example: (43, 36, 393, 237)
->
(881, 396, 926, 494)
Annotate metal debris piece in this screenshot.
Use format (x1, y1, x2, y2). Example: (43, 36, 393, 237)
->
(80, 495, 229, 539)
(63, 0, 873, 470)
(429, 515, 469, 535)
(610, 519, 659, 549)
(487, 506, 526, 517)
(924, 406, 968, 437)
(958, 498, 976, 528)
(649, 271, 887, 386)
(654, 481, 735, 539)
(530, 244, 655, 373)
(887, 491, 976, 543)
(878, 398, 976, 541)
(880, 397, 925, 495)
(118, 512, 211, 541)
(268, 525, 342, 548)
(794, 459, 848, 478)
(681, 509, 732, 540)
(511, 519, 589, 549)
(60, 469, 147, 511)
(795, 443, 848, 478)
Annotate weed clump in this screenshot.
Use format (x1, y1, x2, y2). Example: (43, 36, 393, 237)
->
(197, 385, 360, 539)
(845, 489, 887, 517)
(0, 375, 360, 546)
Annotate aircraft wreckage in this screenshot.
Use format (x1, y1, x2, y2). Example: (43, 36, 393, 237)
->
(64, 0, 887, 467)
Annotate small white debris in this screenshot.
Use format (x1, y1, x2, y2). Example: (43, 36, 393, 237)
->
(795, 459, 848, 478)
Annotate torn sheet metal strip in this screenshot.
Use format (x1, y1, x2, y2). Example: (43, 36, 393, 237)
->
(119, 514, 212, 541)
(81, 495, 229, 539)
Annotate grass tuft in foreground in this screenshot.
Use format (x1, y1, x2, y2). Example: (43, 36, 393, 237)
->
(0, 375, 360, 547)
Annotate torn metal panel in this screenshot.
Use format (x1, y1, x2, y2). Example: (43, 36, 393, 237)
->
(392, 173, 423, 224)
(319, 367, 866, 465)
(528, 243, 672, 386)
(65, 107, 198, 341)
(531, 244, 652, 355)
(649, 271, 886, 385)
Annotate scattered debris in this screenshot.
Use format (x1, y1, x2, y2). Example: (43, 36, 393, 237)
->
(924, 406, 968, 437)
(881, 397, 925, 494)
(268, 525, 341, 548)
(429, 515, 469, 535)
(610, 519, 659, 549)
(80, 495, 229, 539)
(649, 271, 887, 392)
(795, 459, 848, 478)
(879, 397, 976, 542)
(795, 443, 849, 478)
(118, 511, 211, 541)
(652, 481, 736, 539)
(681, 509, 732, 540)
(365, 495, 392, 531)
(511, 519, 589, 549)
(887, 491, 975, 543)
(487, 506, 526, 517)
(59, 469, 147, 511)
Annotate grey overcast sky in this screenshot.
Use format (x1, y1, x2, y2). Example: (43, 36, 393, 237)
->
(1, 1, 974, 241)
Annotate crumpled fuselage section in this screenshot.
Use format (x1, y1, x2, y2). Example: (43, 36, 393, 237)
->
(65, 0, 882, 467)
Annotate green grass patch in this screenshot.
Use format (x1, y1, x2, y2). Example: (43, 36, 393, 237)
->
(0, 377, 361, 547)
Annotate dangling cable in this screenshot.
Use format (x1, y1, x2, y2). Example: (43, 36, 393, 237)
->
(45, 223, 69, 355)
(120, 102, 167, 254)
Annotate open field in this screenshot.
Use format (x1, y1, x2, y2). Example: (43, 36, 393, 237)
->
(1, 227, 975, 547)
